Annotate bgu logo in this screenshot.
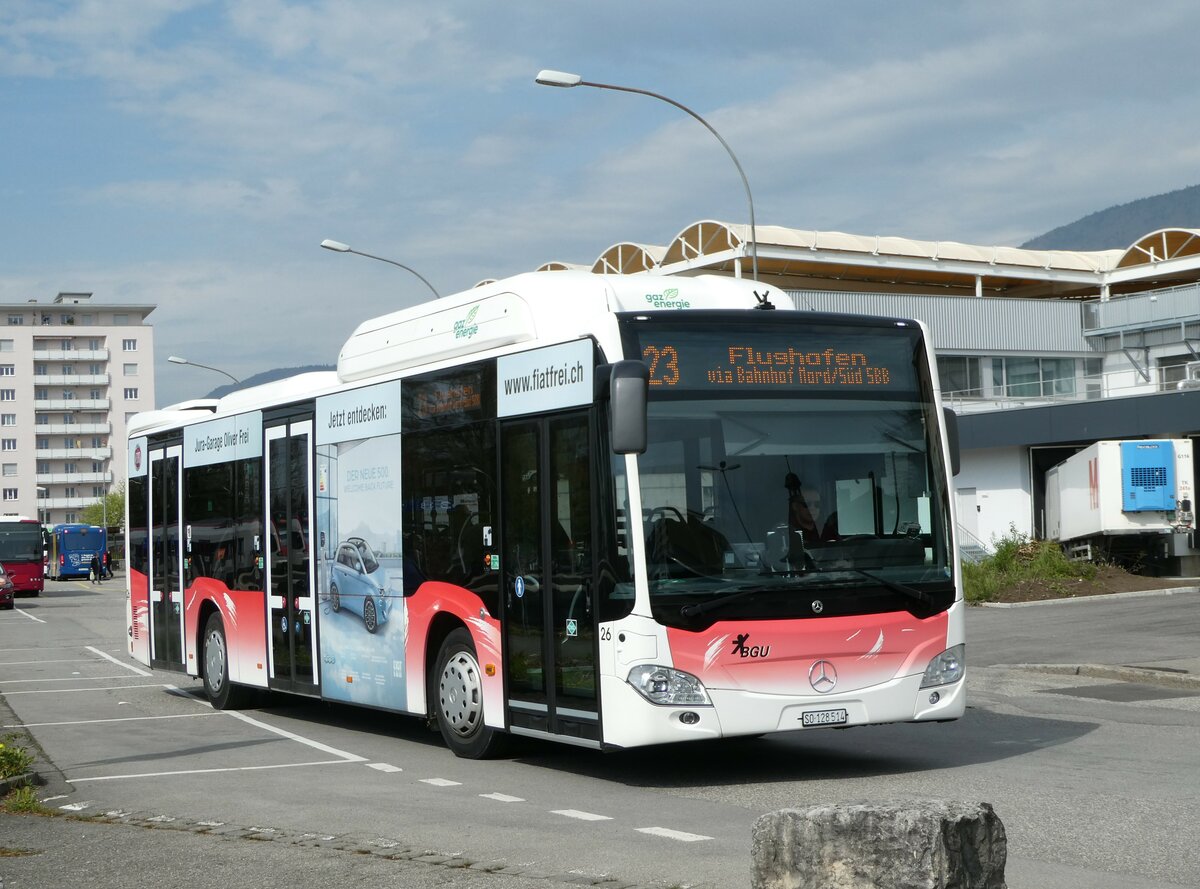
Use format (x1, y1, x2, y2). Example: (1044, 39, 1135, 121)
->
(730, 632, 771, 659)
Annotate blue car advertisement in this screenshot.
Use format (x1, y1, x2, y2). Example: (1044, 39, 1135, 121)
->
(315, 381, 407, 709)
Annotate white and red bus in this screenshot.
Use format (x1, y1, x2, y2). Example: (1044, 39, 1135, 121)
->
(126, 271, 965, 758)
(0, 516, 45, 597)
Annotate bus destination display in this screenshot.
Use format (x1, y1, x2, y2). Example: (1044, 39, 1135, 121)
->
(633, 327, 918, 392)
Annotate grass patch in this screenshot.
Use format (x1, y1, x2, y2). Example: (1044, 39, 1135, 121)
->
(963, 527, 1096, 603)
(3, 785, 51, 815)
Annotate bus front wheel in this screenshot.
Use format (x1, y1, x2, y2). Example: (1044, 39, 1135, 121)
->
(430, 628, 504, 759)
(202, 612, 253, 710)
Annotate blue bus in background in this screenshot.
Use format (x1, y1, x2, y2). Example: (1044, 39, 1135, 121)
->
(47, 524, 107, 581)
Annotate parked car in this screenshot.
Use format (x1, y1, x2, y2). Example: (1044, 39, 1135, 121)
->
(0, 562, 14, 610)
(327, 538, 395, 633)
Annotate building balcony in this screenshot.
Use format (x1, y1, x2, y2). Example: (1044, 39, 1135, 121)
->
(34, 447, 112, 460)
(41, 497, 95, 509)
(35, 472, 113, 485)
(1083, 281, 1200, 337)
(37, 423, 110, 435)
(33, 374, 109, 386)
(38, 399, 110, 410)
(31, 349, 109, 362)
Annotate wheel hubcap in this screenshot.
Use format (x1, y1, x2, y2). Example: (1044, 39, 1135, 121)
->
(439, 651, 482, 737)
(205, 630, 226, 693)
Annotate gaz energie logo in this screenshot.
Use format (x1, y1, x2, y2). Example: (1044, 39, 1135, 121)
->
(644, 287, 690, 309)
(454, 304, 481, 339)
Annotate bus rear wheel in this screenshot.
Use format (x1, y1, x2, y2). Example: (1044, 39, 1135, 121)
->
(430, 628, 504, 759)
(202, 612, 254, 710)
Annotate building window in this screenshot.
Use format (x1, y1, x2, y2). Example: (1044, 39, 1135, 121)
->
(62, 414, 74, 425)
(61, 391, 74, 401)
(89, 389, 101, 400)
(0, 365, 12, 376)
(62, 365, 75, 375)
(34, 364, 47, 375)
(0, 439, 15, 451)
(91, 460, 102, 472)
(6, 315, 22, 326)
(123, 363, 138, 376)
(89, 363, 101, 375)
(61, 339, 73, 350)
(64, 487, 76, 498)
(122, 339, 137, 352)
(0, 389, 15, 401)
(35, 389, 47, 401)
(0, 340, 12, 352)
(2, 464, 16, 477)
(113, 314, 129, 325)
(36, 438, 49, 449)
(88, 339, 101, 350)
(35, 415, 48, 426)
(2, 489, 18, 501)
(37, 461, 50, 473)
(64, 462, 77, 474)
(81, 314, 94, 326)
(992, 356, 1078, 399)
(92, 486, 104, 497)
(0, 415, 14, 427)
(124, 388, 139, 399)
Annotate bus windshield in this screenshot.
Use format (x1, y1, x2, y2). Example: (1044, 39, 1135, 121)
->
(0, 523, 44, 562)
(619, 313, 955, 625)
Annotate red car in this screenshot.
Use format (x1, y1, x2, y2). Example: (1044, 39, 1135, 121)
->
(0, 562, 14, 610)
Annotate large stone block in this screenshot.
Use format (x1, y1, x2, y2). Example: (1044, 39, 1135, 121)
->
(751, 800, 1006, 889)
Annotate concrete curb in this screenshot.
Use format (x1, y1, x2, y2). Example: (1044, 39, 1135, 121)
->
(0, 770, 40, 796)
(978, 585, 1200, 608)
(1017, 663, 1200, 690)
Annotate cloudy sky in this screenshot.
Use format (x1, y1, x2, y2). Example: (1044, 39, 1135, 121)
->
(3, 1, 1198, 407)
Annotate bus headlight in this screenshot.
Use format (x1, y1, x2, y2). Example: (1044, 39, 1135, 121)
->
(626, 665, 711, 706)
(920, 643, 965, 688)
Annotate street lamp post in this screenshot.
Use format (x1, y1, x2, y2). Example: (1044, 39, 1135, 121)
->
(167, 355, 241, 386)
(320, 240, 440, 298)
(535, 68, 759, 281)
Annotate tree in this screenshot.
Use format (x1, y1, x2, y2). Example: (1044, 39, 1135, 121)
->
(81, 481, 125, 533)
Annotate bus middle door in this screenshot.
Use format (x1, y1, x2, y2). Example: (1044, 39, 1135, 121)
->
(264, 418, 319, 695)
(500, 411, 599, 744)
(148, 445, 185, 672)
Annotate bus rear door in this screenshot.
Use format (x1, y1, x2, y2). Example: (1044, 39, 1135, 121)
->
(500, 411, 599, 744)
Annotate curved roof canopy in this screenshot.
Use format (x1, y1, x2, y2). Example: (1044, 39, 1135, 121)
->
(591, 242, 665, 275)
(1117, 228, 1200, 268)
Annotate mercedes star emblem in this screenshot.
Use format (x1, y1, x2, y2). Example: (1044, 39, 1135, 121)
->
(809, 659, 838, 694)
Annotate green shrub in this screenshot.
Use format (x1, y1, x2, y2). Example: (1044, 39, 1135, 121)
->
(0, 734, 34, 781)
(3, 785, 48, 815)
(963, 526, 1095, 603)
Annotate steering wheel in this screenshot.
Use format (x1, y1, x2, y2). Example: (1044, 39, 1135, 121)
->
(648, 506, 684, 523)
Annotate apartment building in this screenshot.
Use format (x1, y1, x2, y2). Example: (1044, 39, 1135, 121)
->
(2, 292, 155, 525)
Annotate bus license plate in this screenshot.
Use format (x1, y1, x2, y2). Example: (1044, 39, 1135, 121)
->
(801, 708, 848, 727)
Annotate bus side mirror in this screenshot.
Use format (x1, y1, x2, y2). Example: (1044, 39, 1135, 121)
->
(609, 360, 649, 455)
(943, 406, 960, 476)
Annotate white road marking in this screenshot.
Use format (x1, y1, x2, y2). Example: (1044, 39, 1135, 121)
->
(216, 707, 367, 762)
(0, 658, 98, 666)
(635, 827, 713, 842)
(12, 608, 46, 623)
(552, 809, 612, 822)
(480, 792, 525, 803)
(367, 762, 402, 773)
(2, 683, 168, 696)
(8, 713, 215, 729)
(420, 778, 462, 787)
(59, 802, 92, 811)
(70, 759, 363, 783)
(87, 646, 153, 677)
(0, 675, 140, 684)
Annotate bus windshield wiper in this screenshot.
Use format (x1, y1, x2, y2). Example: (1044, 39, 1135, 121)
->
(831, 567, 934, 608)
(679, 585, 768, 619)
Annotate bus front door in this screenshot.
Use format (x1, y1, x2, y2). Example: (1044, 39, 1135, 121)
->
(500, 411, 599, 744)
(264, 419, 319, 695)
(148, 445, 185, 672)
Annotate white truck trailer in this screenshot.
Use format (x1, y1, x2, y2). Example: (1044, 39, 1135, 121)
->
(1045, 439, 1197, 573)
